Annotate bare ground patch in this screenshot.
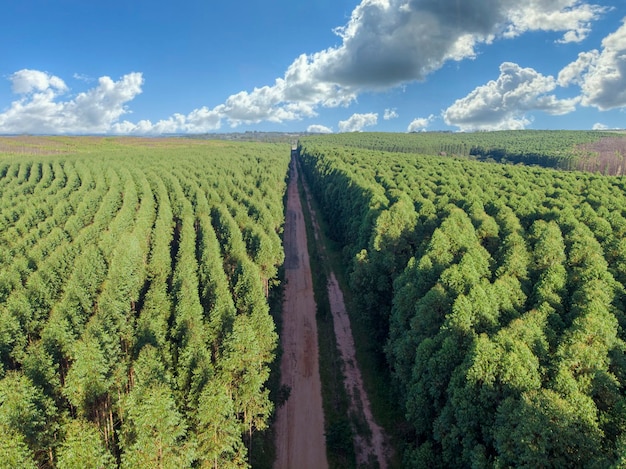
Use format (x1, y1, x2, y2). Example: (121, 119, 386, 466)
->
(575, 136, 626, 175)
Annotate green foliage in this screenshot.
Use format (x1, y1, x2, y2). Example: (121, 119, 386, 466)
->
(298, 132, 626, 467)
(0, 371, 58, 465)
(57, 419, 115, 469)
(63, 336, 112, 416)
(302, 130, 626, 171)
(0, 424, 37, 469)
(494, 390, 607, 468)
(121, 384, 192, 469)
(195, 380, 248, 468)
(0, 137, 289, 467)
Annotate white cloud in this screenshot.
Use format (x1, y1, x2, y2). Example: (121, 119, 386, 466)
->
(11, 69, 67, 94)
(184, 107, 222, 133)
(209, 0, 604, 126)
(113, 107, 222, 135)
(156, 0, 607, 130)
(0, 1, 608, 134)
(504, 1, 606, 43)
(557, 50, 599, 87)
(592, 122, 609, 130)
(558, 20, 626, 110)
(384, 108, 399, 120)
(221, 85, 287, 124)
(313, 0, 605, 89)
(68, 74, 144, 130)
(213, 56, 356, 126)
(0, 70, 143, 134)
(307, 124, 333, 133)
(73, 73, 94, 83)
(407, 115, 434, 132)
(443, 62, 579, 131)
(338, 112, 378, 132)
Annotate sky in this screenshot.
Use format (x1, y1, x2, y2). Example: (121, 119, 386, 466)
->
(2, 0, 626, 134)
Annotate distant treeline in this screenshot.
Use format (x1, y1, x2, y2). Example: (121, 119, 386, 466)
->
(298, 134, 626, 468)
(308, 130, 626, 174)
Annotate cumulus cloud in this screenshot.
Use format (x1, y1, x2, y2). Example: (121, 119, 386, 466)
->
(113, 106, 223, 134)
(384, 108, 399, 120)
(558, 20, 626, 110)
(338, 112, 378, 132)
(503, 1, 605, 43)
(0, 70, 143, 134)
(315, 0, 604, 90)
(180, 0, 604, 127)
(592, 122, 609, 130)
(407, 114, 434, 132)
(69, 74, 144, 129)
(10, 69, 68, 94)
(443, 62, 579, 131)
(0, 1, 608, 133)
(557, 50, 599, 87)
(307, 124, 333, 133)
(148, 0, 607, 130)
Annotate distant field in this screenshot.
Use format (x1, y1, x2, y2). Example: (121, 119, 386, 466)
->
(0, 135, 236, 156)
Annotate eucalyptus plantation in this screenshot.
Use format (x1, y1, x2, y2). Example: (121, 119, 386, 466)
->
(0, 138, 289, 468)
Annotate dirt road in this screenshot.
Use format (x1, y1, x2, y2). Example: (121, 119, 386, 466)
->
(274, 157, 328, 469)
(327, 272, 389, 468)
(302, 168, 390, 469)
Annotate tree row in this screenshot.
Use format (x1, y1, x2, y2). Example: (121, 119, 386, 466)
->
(0, 139, 289, 468)
(298, 134, 626, 468)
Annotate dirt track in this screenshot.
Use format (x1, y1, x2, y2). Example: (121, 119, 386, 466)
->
(274, 158, 328, 469)
(327, 272, 389, 468)
(302, 172, 390, 469)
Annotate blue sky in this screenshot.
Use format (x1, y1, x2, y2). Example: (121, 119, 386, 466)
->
(1, 0, 626, 134)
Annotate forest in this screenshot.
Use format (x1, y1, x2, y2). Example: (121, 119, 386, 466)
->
(298, 132, 626, 467)
(3, 131, 626, 468)
(0, 137, 289, 468)
(316, 130, 626, 174)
